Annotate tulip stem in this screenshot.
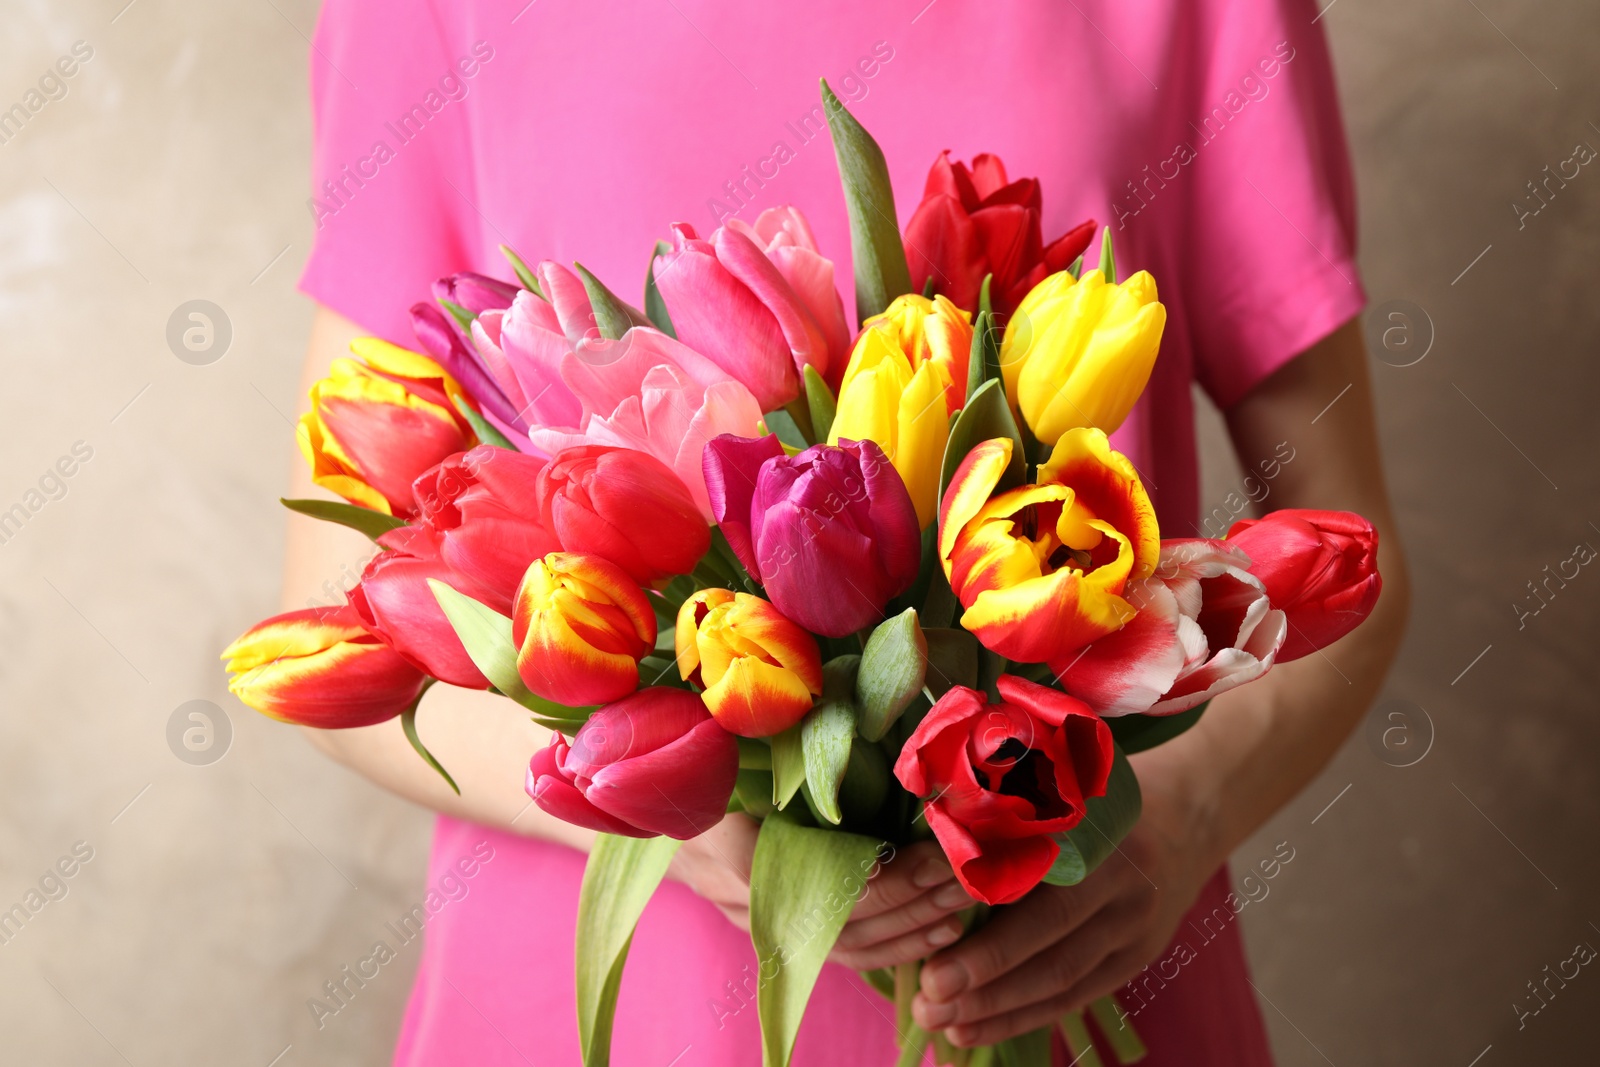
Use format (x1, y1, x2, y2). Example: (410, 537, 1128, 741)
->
(894, 960, 919, 1043)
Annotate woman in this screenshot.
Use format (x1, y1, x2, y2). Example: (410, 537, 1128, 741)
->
(283, 1, 1410, 1061)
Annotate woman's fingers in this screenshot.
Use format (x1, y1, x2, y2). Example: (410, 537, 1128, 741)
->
(829, 911, 965, 970)
(944, 948, 1144, 1047)
(919, 878, 1113, 1003)
(848, 840, 959, 921)
(911, 900, 1132, 1031)
(836, 878, 974, 952)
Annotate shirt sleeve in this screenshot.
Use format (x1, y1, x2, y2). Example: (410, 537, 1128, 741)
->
(1181, 1, 1366, 409)
(297, 0, 482, 343)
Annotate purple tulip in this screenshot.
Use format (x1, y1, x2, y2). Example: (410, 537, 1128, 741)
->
(526, 688, 739, 839)
(432, 271, 519, 316)
(704, 434, 921, 637)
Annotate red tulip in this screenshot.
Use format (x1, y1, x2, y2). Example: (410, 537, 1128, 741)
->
(222, 604, 426, 728)
(412, 446, 559, 614)
(536, 445, 710, 585)
(1226, 509, 1382, 662)
(349, 526, 489, 690)
(903, 151, 1096, 316)
(893, 676, 1113, 905)
(527, 687, 739, 839)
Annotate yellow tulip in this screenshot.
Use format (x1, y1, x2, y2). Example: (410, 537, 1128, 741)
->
(829, 295, 973, 528)
(998, 269, 1166, 444)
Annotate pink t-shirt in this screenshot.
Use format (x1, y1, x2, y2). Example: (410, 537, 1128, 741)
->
(300, 2, 1363, 1063)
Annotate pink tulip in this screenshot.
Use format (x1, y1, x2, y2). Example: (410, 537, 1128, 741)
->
(527, 687, 739, 839)
(727, 207, 852, 389)
(653, 221, 832, 410)
(1054, 539, 1286, 716)
(526, 331, 765, 518)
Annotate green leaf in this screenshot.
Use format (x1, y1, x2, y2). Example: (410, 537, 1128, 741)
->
(1067, 254, 1084, 281)
(838, 737, 890, 826)
(426, 580, 594, 723)
(1107, 700, 1209, 755)
(997, 1026, 1056, 1067)
(782, 397, 817, 445)
(861, 967, 895, 999)
(450, 390, 517, 450)
(800, 697, 855, 825)
(1043, 744, 1142, 886)
(499, 244, 544, 297)
(856, 608, 927, 742)
(1097, 225, 1116, 284)
(921, 627, 979, 698)
(574, 262, 653, 340)
(939, 378, 1027, 502)
(762, 407, 811, 451)
(978, 273, 993, 321)
(400, 694, 458, 795)
(920, 566, 959, 630)
(438, 297, 475, 331)
(751, 813, 886, 1067)
(576, 834, 682, 1066)
(738, 737, 773, 770)
(770, 725, 807, 809)
(279, 497, 406, 541)
(643, 239, 677, 338)
(736, 768, 776, 818)
(966, 309, 992, 401)
(1088, 994, 1147, 1063)
(803, 365, 836, 444)
(820, 79, 912, 323)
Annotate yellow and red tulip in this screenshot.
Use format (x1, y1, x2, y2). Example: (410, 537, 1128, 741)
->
(938, 429, 1159, 663)
(512, 552, 657, 707)
(829, 295, 973, 527)
(675, 589, 822, 737)
(998, 269, 1166, 444)
(297, 338, 477, 517)
(222, 604, 426, 728)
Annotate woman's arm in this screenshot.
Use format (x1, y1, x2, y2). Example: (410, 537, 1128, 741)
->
(283, 306, 973, 955)
(911, 319, 1413, 1046)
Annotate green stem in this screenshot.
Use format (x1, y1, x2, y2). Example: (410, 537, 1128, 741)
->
(1058, 1010, 1105, 1067)
(894, 960, 920, 1044)
(1087, 994, 1147, 1063)
(783, 397, 817, 444)
(895, 1022, 931, 1066)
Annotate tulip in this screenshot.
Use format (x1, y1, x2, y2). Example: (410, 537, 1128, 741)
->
(653, 221, 831, 410)
(411, 446, 560, 614)
(675, 589, 822, 737)
(704, 435, 921, 637)
(1054, 539, 1287, 716)
(222, 604, 426, 728)
(349, 525, 490, 689)
(903, 151, 1096, 316)
(433, 271, 519, 317)
(536, 445, 710, 584)
(726, 207, 853, 389)
(829, 295, 973, 526)
(998, 269, 1167, 443)
(938, 429, 1159, 663)
(297, 339, 477, 517)
(524, 332, 765, 520)
(511, 553, 657, 707)
(893, 676, 1113, 905)
(1226, 509, 1382, 661)
(527, 687, 739, 839)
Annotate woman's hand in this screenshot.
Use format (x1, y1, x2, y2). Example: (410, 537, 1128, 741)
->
(910, 750, 1218, 1047)
(668, 814, 976, 968)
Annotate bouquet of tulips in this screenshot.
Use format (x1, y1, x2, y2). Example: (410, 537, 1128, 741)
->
(225, 82, 1381, 1066)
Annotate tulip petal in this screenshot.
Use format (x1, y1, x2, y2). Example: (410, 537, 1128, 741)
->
(586, 719, 738, 838)
(1040, 428, 1160, 580)
(961, 565, 1135, 664)
(702, 654, 816, 737)
(531, 767, 653, 838)
(712, 225, 830, 384)
(937, 437, 1014, 577)
(702, 434, 785, 573)
(1051, 581, 1187, 716)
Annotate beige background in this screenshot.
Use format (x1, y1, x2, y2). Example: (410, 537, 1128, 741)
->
(1, 0, 1596, 1064)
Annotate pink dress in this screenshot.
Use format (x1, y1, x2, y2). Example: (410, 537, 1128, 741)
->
(300, 2, 1365, 1062)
